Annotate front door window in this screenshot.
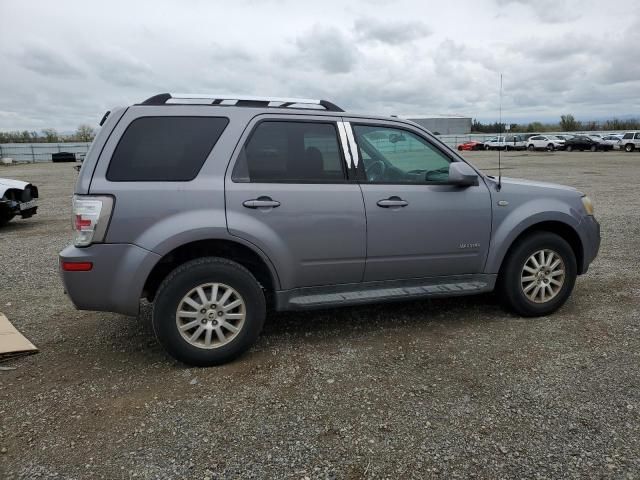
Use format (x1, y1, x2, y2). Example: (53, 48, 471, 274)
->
(352, 125, 451, 184)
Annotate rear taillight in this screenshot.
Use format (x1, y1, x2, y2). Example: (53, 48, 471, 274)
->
(72, 195, 114, 247)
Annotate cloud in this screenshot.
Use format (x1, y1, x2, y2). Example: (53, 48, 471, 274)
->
(281, 26, 357, 74)
(0, 0, 638, 130)
(494, 0, 582, 23)
(512, 34, 601, 62)
(85, 47, 154, 87)
(17, 44, 83, 78)
(354, 18, 431, 44)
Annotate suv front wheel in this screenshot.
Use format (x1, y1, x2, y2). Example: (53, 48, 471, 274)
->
(152, 257, 266, 366)
(497, 232, 577, 317)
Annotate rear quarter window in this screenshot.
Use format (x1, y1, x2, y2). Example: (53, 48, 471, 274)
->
(106, 116, 229, 181)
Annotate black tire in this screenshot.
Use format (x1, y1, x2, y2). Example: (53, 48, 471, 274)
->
(625, 144, 634, 152)
(527, 144, 535, 151)
(0, 214, 14, 227)
(485, 145, 491, 150)
(566, 145, 573, 152)
(152, 257, 266, 366)
(547, 143, 554, 151)
(590, 145, 597, 152)
(497, 232, 577, 317)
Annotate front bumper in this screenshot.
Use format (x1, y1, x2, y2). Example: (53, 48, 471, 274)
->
(59, 243, 161, 316)
(0, 199, 38, 218)
(579, 215, 600, 274)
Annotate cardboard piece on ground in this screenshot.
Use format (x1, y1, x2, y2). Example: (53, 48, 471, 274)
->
(0, 312, 38, 362)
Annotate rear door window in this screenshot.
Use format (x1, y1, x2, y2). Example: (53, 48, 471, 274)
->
(107, 116, 228, 181)
(233, 121, 346, 183)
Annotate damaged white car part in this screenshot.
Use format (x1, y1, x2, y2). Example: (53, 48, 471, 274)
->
(0, 178, 39, 226)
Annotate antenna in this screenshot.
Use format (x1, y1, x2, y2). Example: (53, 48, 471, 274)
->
(497, 74, 503, 191)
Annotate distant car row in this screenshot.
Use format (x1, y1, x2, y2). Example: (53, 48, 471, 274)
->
(457, 131, 640, 153)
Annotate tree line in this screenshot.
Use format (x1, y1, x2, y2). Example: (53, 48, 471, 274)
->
(471, 114, 640, 134)
(0, 125, 96, 143)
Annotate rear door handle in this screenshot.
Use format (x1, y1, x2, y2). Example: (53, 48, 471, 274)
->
(377, 197, 408, 208)
(243, 197, 281, 209)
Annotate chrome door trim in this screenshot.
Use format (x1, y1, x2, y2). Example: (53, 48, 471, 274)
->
(343, 122, 360, 167)
(336, 121, 353, 169)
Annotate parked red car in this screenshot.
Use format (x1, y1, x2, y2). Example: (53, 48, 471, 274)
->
(457, 140, 483, 151)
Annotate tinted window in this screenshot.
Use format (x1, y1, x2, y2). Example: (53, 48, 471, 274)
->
(235, 121, 345, 183)
(623, 133, 633, 139)
(353, 125, 451, 184)
(635, 133, 640, 139)
(107, 116, 228, 181)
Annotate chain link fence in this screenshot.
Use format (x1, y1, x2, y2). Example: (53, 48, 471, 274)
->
(0, 143, 91, 163)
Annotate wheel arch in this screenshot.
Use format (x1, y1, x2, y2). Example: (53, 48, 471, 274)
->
(494, 220, 585, 276)
(143, 238, 281, 306)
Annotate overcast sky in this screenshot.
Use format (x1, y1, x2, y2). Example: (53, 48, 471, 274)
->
(1, 0, 639, 131)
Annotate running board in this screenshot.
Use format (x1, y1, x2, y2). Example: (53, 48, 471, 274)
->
(275, 274, 496, 311)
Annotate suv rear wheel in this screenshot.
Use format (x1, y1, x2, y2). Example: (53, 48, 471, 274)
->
(625, 143, 635, 152)
(152, 257, 266, 366)
(497, 232, 577, 317)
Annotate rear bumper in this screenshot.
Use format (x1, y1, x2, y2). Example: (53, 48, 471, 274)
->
(59, 244, 161, 316)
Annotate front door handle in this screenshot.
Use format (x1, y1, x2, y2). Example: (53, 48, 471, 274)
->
(243, 196, 281, 209)
(377, 197, 408, 208)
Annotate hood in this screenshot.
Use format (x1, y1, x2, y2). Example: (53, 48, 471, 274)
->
(0, 178, 29, 190)
(488, 177, 581, 195)
(0, 178, 30, 197)
(493, 176, 579, 194)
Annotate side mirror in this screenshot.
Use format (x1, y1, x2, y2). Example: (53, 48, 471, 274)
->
(389, 133, 406, 143)
(448, 162, 479, 187)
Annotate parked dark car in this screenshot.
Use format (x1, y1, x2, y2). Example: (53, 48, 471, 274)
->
(564, 135, 613, 152)
(52, 152, 77, 163)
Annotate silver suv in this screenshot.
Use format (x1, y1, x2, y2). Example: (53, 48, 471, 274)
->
(59, 93, 601, 366)
(618, 131, 640, 152)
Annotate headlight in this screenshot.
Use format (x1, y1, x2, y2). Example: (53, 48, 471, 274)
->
(581, 195, 594, 216)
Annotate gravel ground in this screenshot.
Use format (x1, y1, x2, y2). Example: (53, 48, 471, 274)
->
(1, 151, 639, 479)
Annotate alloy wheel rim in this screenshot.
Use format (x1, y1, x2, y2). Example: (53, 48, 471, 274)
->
(175, 283, 246, 349)
(520, 249, 565, 304)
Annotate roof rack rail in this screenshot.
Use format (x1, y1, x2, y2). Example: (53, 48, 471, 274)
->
(139, 93, 344, 112)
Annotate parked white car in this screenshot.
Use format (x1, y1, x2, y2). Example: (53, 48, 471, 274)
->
(483, 135, 526, 150)
(526, 135, 565, 151)
(617, 132, 640, 152)
(0, 178, 39, 226)
(600, 135, 622, 147)
(483, 136, 507, 150)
